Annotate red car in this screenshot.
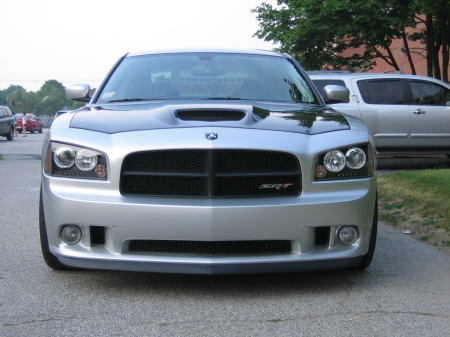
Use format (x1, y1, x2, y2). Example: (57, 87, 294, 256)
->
(16, 113, 43, 134)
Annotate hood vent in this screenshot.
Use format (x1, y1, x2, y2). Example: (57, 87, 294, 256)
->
(175, 109, 246, 121)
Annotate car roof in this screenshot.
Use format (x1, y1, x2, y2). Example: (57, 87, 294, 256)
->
(308, 72, 450, 86)
(126, 48, 289, 59)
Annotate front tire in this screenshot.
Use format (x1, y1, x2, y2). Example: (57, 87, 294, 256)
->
(39, 188, 69, 270)
(6, 127, 14, 141)
(353, 197, 378, 270)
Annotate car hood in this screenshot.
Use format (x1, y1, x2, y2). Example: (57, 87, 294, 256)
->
(69, 101, 350, 135)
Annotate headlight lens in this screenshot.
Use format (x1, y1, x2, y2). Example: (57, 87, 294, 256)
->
(75, 149, 98, 171)
(315, 143, 375, 180)
(324, 150, 346, 172)
(54, 147, 75, 168)
(345, 147, 366, 169)
(45, 142, 107, 179)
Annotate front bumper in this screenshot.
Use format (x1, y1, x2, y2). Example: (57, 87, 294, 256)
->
(42, 176, 377, 274)
(42, 122, 377, 274)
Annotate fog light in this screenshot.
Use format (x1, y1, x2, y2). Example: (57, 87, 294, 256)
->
(61, 225, 82, 244)
(338, 226, 358, 245)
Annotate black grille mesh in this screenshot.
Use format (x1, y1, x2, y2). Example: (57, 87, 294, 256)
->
(129, 240, 292, 254)
(128, 151, 203, 168)
(218, 151, 294, 169)
(125, 176, 204, 194)
(121, 150, 301, 197)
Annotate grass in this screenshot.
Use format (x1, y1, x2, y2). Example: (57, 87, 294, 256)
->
(378, 169, 450, 254)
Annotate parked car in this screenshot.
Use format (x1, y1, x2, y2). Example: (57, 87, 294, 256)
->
(40, 49, 377, 274)
(0, 105, 14, 140)
(16, 113, 43, 134)
(309, 72, 450, 156)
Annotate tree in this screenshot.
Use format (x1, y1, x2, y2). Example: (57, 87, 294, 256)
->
(253, 0, 449, 81)
(34, 80, 73, 116)
(1, 85, 26, 107)
(5, 86, 35, 113)
(412, 0, 450, 81)
(1, 81, 85, 115)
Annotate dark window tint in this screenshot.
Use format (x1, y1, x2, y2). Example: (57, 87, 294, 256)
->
(97, 53, 320, 104)
(312, 79, 349, 103)
(410, 80, 450, 106)
(357, 79, 403, 104)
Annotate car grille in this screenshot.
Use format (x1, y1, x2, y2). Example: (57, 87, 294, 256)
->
(120, 150, 301, 197)
(128, 240, 292, 254)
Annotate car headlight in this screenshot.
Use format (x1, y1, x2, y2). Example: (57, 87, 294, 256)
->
(44, 142, 107, 179)
(315, 143, 375, 180)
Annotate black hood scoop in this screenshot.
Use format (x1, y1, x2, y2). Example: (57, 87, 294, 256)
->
(175, 109, 246, 121)
(69, 101, 350, 135)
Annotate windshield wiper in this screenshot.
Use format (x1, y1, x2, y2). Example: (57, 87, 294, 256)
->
(106, 98, 146, 103)
(206, 97, 242, 100)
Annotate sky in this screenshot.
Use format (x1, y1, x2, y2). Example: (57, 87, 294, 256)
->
(0, 0, 278, 93)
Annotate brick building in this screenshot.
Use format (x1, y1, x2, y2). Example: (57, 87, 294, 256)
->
(339, 23, 449, 82)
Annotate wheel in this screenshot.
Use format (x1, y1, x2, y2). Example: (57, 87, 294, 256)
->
(31, 125, 35, 134)
(39, 125, 43, 133)
(6, 127, 14, 141)
(39, 188, 69, 270)
(353, 197, 378, 270)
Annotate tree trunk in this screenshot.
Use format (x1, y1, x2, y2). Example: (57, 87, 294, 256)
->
(425, 15, 434, 77)
(401, 29, 416, 75)
(440, 11, 449, 82)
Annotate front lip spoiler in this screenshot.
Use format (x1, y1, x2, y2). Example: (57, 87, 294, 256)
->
(57, 256, 363, 275)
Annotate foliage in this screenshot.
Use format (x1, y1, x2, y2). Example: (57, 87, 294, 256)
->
(1, 80, 83, 116)
(34, 80, 72, 116)
(0, 85, 25, 106)
(253, 0, 449, 81)
(411, 0, 450, 81)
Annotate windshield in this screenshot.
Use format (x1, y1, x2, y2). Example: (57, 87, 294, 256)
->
(96, 53, 320, 105)
(16, 114, 32, 119)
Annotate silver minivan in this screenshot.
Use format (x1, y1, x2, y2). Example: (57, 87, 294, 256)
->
(310, 73, 450, 156)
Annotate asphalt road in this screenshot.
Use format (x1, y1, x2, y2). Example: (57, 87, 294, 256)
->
(1, 131, 449, 336)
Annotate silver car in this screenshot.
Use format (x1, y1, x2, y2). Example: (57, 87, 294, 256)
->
(40, 49, 377, 274)
(310, 72, 450, 156)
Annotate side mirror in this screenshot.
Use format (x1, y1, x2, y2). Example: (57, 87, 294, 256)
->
(65, 84, 92, 102)
(323, 85, 350, 104)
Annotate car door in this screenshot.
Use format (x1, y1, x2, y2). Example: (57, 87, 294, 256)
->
(0, 108, 8, 135)
(408, 79, 450, 149)
(29, 114, 37, 130)
(351, 78, 411, 150)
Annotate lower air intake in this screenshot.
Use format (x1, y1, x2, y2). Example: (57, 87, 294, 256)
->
(129, 240, 292, 254)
